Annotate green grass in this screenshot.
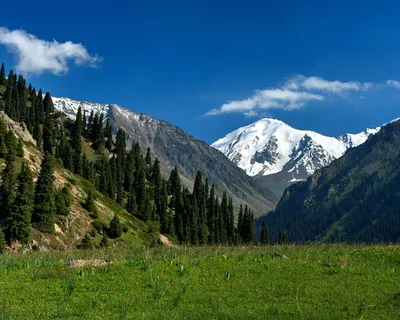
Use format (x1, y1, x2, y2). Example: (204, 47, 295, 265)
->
(0, 245, 398, 319)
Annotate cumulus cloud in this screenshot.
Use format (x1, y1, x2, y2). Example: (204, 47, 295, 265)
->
(208, 88, 323, 116)
(284, 75, 372, 94)
(205, 75, 391, 116)
(0, 27, 102, 75)
(387, 80, 400, 89)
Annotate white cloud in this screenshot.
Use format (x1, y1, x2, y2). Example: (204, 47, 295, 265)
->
(205, 75, 387, 117)
(0, 27, 102, 75)
(206, 84, 323, 116)
(387, 80, 400, 89)
(284, 75, 372, 94)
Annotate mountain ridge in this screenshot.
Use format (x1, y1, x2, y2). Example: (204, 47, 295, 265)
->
(52, 96, 277, 215)
(211, 117, 390, 195)
(257, 118, 400, 243)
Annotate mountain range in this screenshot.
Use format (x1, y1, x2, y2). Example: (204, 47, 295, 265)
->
(52, 97, 277, 215)
(257, 119, 400, 243)
(212, 118, 383, 195)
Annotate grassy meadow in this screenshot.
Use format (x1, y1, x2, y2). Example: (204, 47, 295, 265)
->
(0, 245, 399, 319)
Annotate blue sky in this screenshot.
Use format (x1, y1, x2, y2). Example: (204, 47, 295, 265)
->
(0, 0, 400, 143)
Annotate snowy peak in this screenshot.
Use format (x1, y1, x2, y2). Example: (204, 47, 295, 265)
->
(212, 117, 382, 180)
(52, 97, 112, 120)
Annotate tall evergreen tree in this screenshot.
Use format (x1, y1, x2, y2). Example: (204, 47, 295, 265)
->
(0, 63, 6, 86)
(0, 228, 5, 254)
(43, 92, 54, 114)
(207, 185, 216, 244)
(84, 190, 98, 218)
(238, 204, 243, 241)
(32, 153, 55, 233)
(0, 142, 17, 235)
(42, 113, 53, 154)
(73, 107, 83, 153)
(33, 124, 42, 150)
(6, 162, 34, 243)
(260, 220, 269, 245)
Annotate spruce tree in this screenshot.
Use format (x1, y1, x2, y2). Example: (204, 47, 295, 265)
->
(55, 185, 71, 216)
(6, 162, 34, 243)
(36, 89, 44, 124)
(207, 185, 216, 245)
(109, 215, 122, 238)
(174, 190, 185, 243)
(0, 228, 5, 254)
(73, 107, 83, 154)
(32, 153, 55, 233)
(43, 92, 54, 114)
(260, 220, 269, 245)
(237, 204, 243, 242)
(33, 124, 42, 150)
(0, 142, 17, 238)
(42, 113, 53, 154)
(126, 189, 138, 216)
(104, 120, 113, 151)
(99, 232, 109, 248)
(0, 63, 6, 86)
(84, 190, 98, 218)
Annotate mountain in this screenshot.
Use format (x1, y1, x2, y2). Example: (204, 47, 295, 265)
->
(52, 97, 277, 215)
(212, 118, 381, 195)
(257, 119, 400, 243)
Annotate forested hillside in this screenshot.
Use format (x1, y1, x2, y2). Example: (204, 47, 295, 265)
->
(257, 119, 400, 243)
(0, 63, 258, 251)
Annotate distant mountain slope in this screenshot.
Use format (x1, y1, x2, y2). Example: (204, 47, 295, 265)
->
(212, 118, 381, 195)
(53, 97, 277, 215)
(258, 119, 400, 243)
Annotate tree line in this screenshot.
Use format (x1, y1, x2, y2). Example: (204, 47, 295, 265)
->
(0, 62, 270, 251)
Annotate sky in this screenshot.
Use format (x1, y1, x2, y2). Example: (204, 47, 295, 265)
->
(0, 0, 400, 143)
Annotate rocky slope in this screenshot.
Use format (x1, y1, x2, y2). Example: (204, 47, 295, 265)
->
(52, 97, 277, 215)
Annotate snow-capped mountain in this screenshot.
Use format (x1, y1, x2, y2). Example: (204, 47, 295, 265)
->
(211, 118, 381, 183)
(52, 97, 277, 215)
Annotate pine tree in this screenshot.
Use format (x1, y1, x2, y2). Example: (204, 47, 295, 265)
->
(174, 190, 185, 243)
(73, 107, 83, 154)
(126, 189, 138, 216)
(145, 147, 152, 167)
(237, 204, 243, 242)
(99, 232, 109, 248)
(0, 63, 6, 86)
(207, 185, 216, 244)
(0, 143, 17, 238)
(109, 215, 122, 238)
(260, 220, 269, 245)
(43, 92, 54, 114)
(84, 190, 98, 218)
(104, 120, 113, 151)
(6, 162, 34, 243)
(32, 153, 55, 233)
(55, 185, 71, 216)
(16, 139, 24, 157)
(33, 124, 42, 150)
(0, 228, 5, 254)
(36, 89, 44, 124)
(42, 113, 53, 154)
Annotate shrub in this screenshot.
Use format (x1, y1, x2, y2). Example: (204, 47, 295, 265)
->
(99, 233, 109, 248)
(91, 220, 106, 234)
(79, 234, 94, 250)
